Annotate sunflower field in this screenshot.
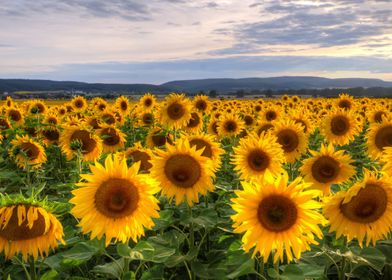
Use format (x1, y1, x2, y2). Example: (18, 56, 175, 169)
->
(0, 93, 392, 280)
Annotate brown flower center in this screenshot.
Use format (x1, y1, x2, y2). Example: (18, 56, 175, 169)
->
(258, 195, 298, 232)
(128, 150, 152, 173)
(374, 112, 386, 123)
(224, 120, 237, 133)
(95, 178, 139, 218)
(266, 110, 277, 121)
(295, 119, 308, 133)
(20, 142, 40, 160)
(42, 129, 60, 141)
(311, 156, 340, 183)
(142, 113, 154, 125)
(0, 206, 48, 241)
(70, 130, 97, 154)
(338, 100, 351, 110)
(89, 118, 101, 129)
(102, 113, 116, 125)
(74, 100, 84, 108)
(0, 119, 10, 129)
(8, 110, 22, 122)
(375, 125, 392, 151)
(120, 101, 128, 111)
(101, 128, 120, 146)
(244, 115, 254, 126)
(330, 116, 350, 136)
(277, 129, 299, 153)
(196, 100, 207, 111)
(257, 124, 274, 136)
(47, 117, 58, 125)
(167, 102, 185, 120)
(164, 154, 201, 188)
(248, 149, 270, 171)
(190, 139, 213, 158)
(187, 112, 201, 128)
(144, 98, 153, 107)
(340, 184, 387, 223)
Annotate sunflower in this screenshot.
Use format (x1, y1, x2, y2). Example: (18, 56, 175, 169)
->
(367, 105, 388, 124)
(123, 142, 154, 173)
(232, 133, 284, 181)
(184, 112, 203, 133)
(71, 96, 88, 112)
(207, 118, 220, 138)
(256, 121, 275, 136)
(336, 93, 355, 111)
(367, 117, 392, 160)
(100, 110, 117, 126)
(139, 112, 155, 127)
(10, 135, 47, 169)
(193, 95, 210, 114)
(217, 114, 244, 138)
(262, 106, 280, 122)
(6, 107, 24, 126)
(273, 120, 308, 163)
(0, 202, 64, 261)
(150, 138, 215, 206)
(86, 116, 103, 130)
(300, 143, 355, 195)
(139, 93, 156, 112)
(59, 125, 102, 161)
(324, 170, 392, 246)
(29, 100, 47, 115)
(322, 109, 360, 146)
(186, 133, 224, 172)
(290, 110, 314, 135)
(231, 173, 325, 263)
(43, 113, 60, 125)
(70, 154, 160, 246)
(0, 117, 11, 131)
(41, 126, 61, 146)
(146, 127, 173, 149)
(160, 93, 192, 129)
(98, 125, 126, 153)
(57, 106, 67, 118)
(115, 96, 130, 115)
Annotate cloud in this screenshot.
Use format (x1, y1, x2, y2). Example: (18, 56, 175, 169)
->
(3, 55, 391, 84)
(215, 0, 392, 49)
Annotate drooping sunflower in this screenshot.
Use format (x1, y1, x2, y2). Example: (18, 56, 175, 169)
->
(98, 125, 126, 153)
(10, 135, 47, 169)
(159, 93, 192, 129)
(0, 200, 64, 261)
(28, 100, 47, 115)
(150, 138, 215, 206)
(367, 117, 392, 160)
(322, 109, 360, 146)
(231, 173, 325, 263)
(289, 110, 314, 135)
(232, 133, 285, 181)
(86, 116, 103, 130)
(186, 133, 224, 172)
(71, 96, 88, 112)
(256, 121, 275, 136)
(324, 170, 392, 246)
(43, 113, 60, 126)
(70, 154, 160, 246)
(0, 117, 11, 131)
(6, 107, 24, 126)
(207, 118, 220, 138)
(273, 120, 308, 163)
(122, 142, 154, 173)
(139, 93, 156, 112)
(100, 110, 117, 126)
(138, 112, 155, 127)
(367, 105, 388, 124)
(300, 143, 355, 195)
(146, 127, 174, 149)
(217, 114, 244, 138)
(59, 125, 102, 161)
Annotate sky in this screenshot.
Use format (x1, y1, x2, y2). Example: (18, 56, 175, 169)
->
(0, 0, 391, 84)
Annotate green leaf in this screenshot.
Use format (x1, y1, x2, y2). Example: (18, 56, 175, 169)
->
(152, 209, 175, 230)
(122, 271, 136, 280)
(297, 263, 325, 278)
(267, 268, 279, 278)
(358, 247, 386, 271)
(39, 270, 58, 280)
(281, 264, 304, 280)
(140, 265, 165, 280)
(117, 243, 132, 257)
(60, 241, 103, 266)
(91, 257, 125, 279)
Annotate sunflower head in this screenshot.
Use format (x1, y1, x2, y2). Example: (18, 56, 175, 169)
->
(146, 127, 173, 149)
(71, 96, 88, 111)
(150, 138, 215, 206)
(159, 93, 192, 129)
(99, 125, 126, 153)
(193, 95, 210, 114)
(322, 109, 360, 146)
(231, 173, 325, 263)
(10, 135, 47, 169)
(0, 197, 64, 261)
(139, 93, 156, 111)
(300, 143, 355, 195)
(70, 154, 160, 246)
(217, 114, 244, 138)
(324, 170, 392, 246)
(367, 117, 392, 160)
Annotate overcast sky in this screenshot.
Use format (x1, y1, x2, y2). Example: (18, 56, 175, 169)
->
(0, 0, 391, 84)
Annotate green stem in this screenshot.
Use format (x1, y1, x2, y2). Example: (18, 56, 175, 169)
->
(14, 257, 31, 280)
(339, 256, 346, 280)
(189, 206, 194, 250)
(184, 260, 193, 280)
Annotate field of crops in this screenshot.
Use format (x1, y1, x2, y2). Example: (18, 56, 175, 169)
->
(0, 93, 391, 280)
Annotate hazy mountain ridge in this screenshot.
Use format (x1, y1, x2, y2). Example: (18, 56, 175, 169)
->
(1, 76, 392, 93)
